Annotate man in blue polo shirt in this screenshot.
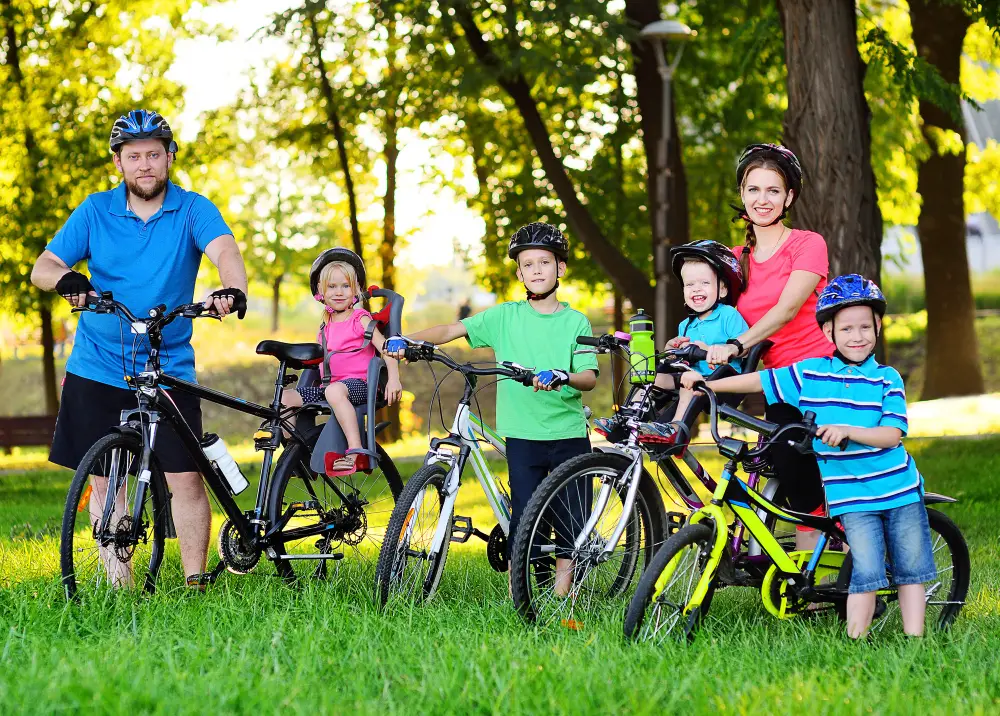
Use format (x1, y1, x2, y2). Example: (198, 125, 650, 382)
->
(30, 109, 248, 587)
(681, 274, 936, 639)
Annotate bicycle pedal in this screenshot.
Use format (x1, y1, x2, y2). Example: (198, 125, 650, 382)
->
(451, 515, 474, 543)
(289, 500, 320, 512)
(665, 511, 686, 535)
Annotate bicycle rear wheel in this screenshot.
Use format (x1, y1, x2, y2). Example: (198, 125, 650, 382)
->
(60, 432, 167, 600)
(267, 428, 403, 583)
(510, 452, 666, 625)
(374, 463, 451, 606)
(835, 507, 970, 632)
(623, 523, 716, 643)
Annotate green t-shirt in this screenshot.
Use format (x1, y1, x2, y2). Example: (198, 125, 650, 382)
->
(461, 301, 599, 440)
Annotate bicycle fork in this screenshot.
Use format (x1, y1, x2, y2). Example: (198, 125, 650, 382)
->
(575, 449, 645, 561)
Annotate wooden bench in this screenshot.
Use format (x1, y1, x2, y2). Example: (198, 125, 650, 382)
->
(0, 415, 57, 454)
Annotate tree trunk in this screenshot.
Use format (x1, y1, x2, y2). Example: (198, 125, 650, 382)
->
(271, 275, 281, 333)
(40, 303, 58, 414)
(305, 5, 363, 258)
(624, 0, 688, 333)
(379, 103, 402, 443)
(776, 0, 882, 281)
(450, 3, 654, 311)
(910, 0, 982, 398)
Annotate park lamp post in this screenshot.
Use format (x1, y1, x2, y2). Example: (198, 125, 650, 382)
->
(640, 19, 693, 338)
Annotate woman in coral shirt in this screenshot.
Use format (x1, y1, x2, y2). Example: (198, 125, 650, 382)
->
(705, 144, 832, 546)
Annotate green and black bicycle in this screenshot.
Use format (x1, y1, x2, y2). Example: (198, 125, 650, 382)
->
(623, 383, 970, 643)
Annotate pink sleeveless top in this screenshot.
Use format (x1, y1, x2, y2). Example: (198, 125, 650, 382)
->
(319, 309, 376, 381)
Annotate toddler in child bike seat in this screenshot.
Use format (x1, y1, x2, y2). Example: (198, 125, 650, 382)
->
(281, 248, 402, 475)
(679, 273, 936, 638)
(594, 240, 748, 451)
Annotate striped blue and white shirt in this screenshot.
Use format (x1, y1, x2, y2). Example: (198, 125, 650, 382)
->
(760, 355, 923, 517)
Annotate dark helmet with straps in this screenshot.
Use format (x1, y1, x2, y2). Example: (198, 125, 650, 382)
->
(110, 109, 177, 154)
(670, 240, 745, 306)
(736, 143, 803, 209)
(310, 247, 368, 300)
(508, 222, 569, 262)
(815, 273, 887, 326)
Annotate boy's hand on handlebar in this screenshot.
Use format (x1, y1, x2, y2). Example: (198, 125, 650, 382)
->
(816, 424, 850, 448)
(384, 336, 408, 359)
(706, 343, 739, 367)
(533, 369, 569, 391)
(384, 376, 403, 405)
(664, 336, 689, 350)
(679, 371, 705, 390)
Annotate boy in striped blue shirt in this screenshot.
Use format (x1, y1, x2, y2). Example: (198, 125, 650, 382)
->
(681, 274, 936, 638)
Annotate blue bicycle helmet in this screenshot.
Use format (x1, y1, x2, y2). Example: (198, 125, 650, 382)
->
(109, 109, 177, 154)
(816, 274, 887, 326)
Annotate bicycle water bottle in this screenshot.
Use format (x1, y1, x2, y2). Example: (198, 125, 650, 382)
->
(200, 433, 249, 495)
(628, 309, 656, 384)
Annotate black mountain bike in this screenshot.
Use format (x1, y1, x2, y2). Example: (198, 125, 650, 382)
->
(60, 292, 402, 599)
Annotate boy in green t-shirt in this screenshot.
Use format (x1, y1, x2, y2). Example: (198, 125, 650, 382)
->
(386, 223, 599, 595)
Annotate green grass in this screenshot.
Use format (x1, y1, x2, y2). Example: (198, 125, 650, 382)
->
(1, 438, 999, 714)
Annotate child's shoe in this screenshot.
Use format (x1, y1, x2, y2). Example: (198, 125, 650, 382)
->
(592, 416, 619, 438)
(637, 421, 690, 447)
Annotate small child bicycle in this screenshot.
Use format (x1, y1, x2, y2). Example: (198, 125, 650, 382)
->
(623, 382, 970, 643)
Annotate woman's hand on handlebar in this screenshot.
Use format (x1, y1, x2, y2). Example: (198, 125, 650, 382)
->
(705, 342, 739, 368)
(816, 424, 851, 448)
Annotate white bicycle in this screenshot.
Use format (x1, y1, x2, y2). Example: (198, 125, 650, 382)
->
(373, 340, 535, 605)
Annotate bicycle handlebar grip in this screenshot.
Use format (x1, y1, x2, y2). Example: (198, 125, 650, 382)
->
(838, 437, 850, 451)
(576, 335, 601, 347)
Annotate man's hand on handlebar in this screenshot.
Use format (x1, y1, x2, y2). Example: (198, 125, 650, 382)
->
(55, 271, 98, 308)
(816, 424, 851, 449)
(203, 287, 247, 319)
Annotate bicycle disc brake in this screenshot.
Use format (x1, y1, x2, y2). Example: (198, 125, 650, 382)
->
(486, 524, 508, 573)
(217, 517, 261, 575)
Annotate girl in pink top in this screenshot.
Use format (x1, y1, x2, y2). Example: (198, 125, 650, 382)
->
(703, 144, 832, 546)
(282, 250, 401, 474)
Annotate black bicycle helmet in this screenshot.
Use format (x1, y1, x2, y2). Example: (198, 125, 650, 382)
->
(736, 143, 802, 207)
(109, 109, 177, 154)
(507, 222, 569, 262)
(310, 247, 368, 299)
(670, 240, 745, 306)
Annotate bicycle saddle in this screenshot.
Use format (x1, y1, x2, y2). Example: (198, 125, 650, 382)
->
(255, 340, 324, 369)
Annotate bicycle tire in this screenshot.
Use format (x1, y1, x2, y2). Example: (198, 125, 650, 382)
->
(835, 507, 970, 632)
(510, 451, 667, 624)
(60, 432, 168, 600)
(373, 463, 451, 606)
(623, 523, 716, 643)
(267, 426, 403, 583)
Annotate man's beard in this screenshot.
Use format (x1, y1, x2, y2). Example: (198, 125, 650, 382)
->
(125, 173, 168, 201)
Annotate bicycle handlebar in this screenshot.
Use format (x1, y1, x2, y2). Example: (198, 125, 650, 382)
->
(73, 291, 218, 331)
(694, 382, 848, 459)
(399, 338, 535, 386)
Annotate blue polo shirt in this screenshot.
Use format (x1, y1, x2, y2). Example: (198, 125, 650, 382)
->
(760, 355, 923, 517)
(677, 303, 749, 375)
(47, 180, 231, 389)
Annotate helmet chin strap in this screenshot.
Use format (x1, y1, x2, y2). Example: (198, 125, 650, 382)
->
(526, 280, 559, 301)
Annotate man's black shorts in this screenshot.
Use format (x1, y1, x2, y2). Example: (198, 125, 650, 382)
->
(50, 372, 203, 473)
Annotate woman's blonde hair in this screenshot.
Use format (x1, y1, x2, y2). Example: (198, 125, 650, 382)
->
(318, 261, 368, 310)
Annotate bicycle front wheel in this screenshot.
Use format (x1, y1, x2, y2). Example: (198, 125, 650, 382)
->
(374, 463, 451, 606)
(510, 451, 666, 625)
(60, 432, 168, 600)
(623, 523, 716, 643)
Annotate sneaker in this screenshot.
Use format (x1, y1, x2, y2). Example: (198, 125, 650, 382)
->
(637, 421, 680, 444)
(592, 416, 619, 438)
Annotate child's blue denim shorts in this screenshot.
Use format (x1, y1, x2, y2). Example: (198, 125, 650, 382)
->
(840, 501, 937, 594)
